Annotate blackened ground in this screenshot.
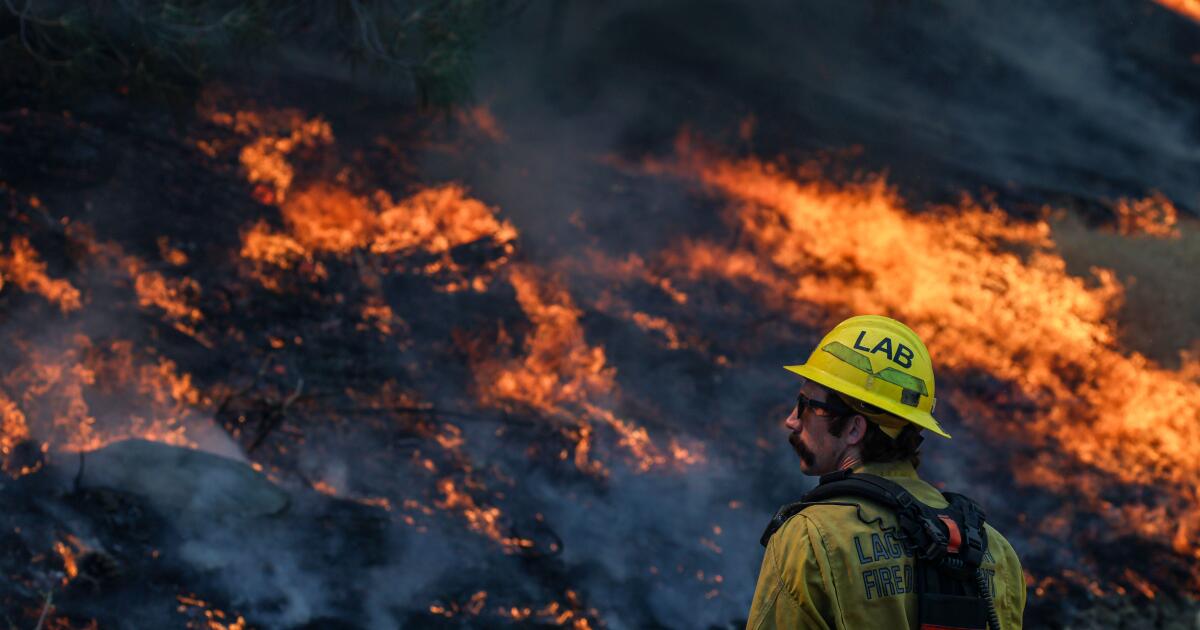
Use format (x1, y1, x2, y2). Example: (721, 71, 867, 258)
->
(3, 2, 1200, 628)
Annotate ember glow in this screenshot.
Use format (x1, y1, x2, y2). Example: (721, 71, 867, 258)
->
(176, 593, 249, 630)
(53, 538, 79, 584)
(434, 478, 535, 553)
(1113, 193, 1181, 238)
(0, 391, 30, 461)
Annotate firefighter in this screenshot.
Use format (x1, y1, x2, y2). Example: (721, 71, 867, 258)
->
(746, 315, 1026, 629)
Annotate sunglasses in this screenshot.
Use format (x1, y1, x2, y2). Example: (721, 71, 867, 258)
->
(796, 392, 851, 419)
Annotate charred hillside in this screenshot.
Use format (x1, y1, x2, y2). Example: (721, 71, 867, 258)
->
(2, 1, 1200, 629)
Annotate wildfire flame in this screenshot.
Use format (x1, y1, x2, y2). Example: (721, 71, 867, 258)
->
(471, 264, 703, 474)
(202, 103, 518, 293)
(0, 236, 82, 312)
(659, 138, 1200, 588)
(202, 102, 334, 204)
(53, 537, 80, 584)
(9, 79, 1190, 626)
(0, 392, 31, 461)
(495, 593, 597, 629)
(1112, 192, 1180, 238)
(201, 103, 704, 486)
(1155, 0, 1200, 22)
(241, 183, 517, 274)
(435, 478, 534, 553)
(177, 593, 249, 630)
(4, 335, 198, 453)
(431, 590, 596, 628)
(0, 218, 224, 459)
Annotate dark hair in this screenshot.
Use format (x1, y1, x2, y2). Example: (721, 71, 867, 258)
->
(829, 413, 924, 469)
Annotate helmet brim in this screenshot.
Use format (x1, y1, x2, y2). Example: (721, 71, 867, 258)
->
(784, 364, 952, 439)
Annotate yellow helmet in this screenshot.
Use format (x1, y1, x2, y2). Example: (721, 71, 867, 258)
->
(784, 315, 950, 439)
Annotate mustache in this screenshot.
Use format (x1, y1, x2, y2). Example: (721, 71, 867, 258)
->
(789, 431, 814, 466)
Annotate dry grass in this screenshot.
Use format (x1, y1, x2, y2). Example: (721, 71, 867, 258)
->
(1052, 212, 1200, 368)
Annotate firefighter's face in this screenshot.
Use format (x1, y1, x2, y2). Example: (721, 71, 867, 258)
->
(785, 381, 858, 476)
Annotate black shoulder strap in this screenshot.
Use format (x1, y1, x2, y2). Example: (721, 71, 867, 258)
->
(760, 470, 998, 630)
(759, 469, 906, 546)
(759, 501, 805, 547)
(761, 470, 989, 569)
(942, 491, 989, 570)
(802, 469, 910, 510)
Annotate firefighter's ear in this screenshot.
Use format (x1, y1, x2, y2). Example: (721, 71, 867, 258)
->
(845, 414, 868, 446)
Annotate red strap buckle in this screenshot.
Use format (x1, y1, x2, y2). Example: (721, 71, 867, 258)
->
(938, 515, 962, 554)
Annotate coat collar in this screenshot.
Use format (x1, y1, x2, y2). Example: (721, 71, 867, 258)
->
(851, 459, 920, 479)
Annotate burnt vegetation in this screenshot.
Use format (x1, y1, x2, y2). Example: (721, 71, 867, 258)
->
(2, 2, 1200, 629)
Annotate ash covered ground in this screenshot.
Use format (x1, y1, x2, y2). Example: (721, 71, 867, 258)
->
(2, 2, 1200, 628)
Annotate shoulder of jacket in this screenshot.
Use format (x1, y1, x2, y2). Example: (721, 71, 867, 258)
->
(983, 522, 1011, 546)
(767, 508, 819, 549)
(769, 502, 856, 549)
(792, 499, 866, 522)
(983, 524, 1021, 561)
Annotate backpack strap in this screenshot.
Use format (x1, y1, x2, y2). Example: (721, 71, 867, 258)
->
(762, 469, 958, 563)
(760, 470, 999, 630)
(760, 469, 904, 547)
(941, 492, 989, 574)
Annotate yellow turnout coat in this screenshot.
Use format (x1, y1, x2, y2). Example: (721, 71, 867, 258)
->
(746, 460, 1026, 629)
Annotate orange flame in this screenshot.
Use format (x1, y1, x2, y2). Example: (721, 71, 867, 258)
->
(0, 235, 208, 452)
(0, 392, 31, 460)
(472, 264, 703, 474)
(157, 237, 189, 266)
(176, 593, 249, 630)
(53, 538, 80, 584)
(131, 267, 204, 328)
(311, 480, 338, 496)
(434, 478, 534, 553)
(208, 105, 517, 293)
(1155, 0, 1200, 22)
(61, 223, 209, 344)
(0, 236, 82, 312)
(666, 141, 1200, 582)
(1112, 192, 1180, 238)
(241, 183, 518, 278)
(202, 104, 333, 203)
(629, 311, 686, 349)
(309, 478, 392, 511)
(5, 336, 198, 452)
(359, 297, 400, 335)
(496, 600, 596, 629)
